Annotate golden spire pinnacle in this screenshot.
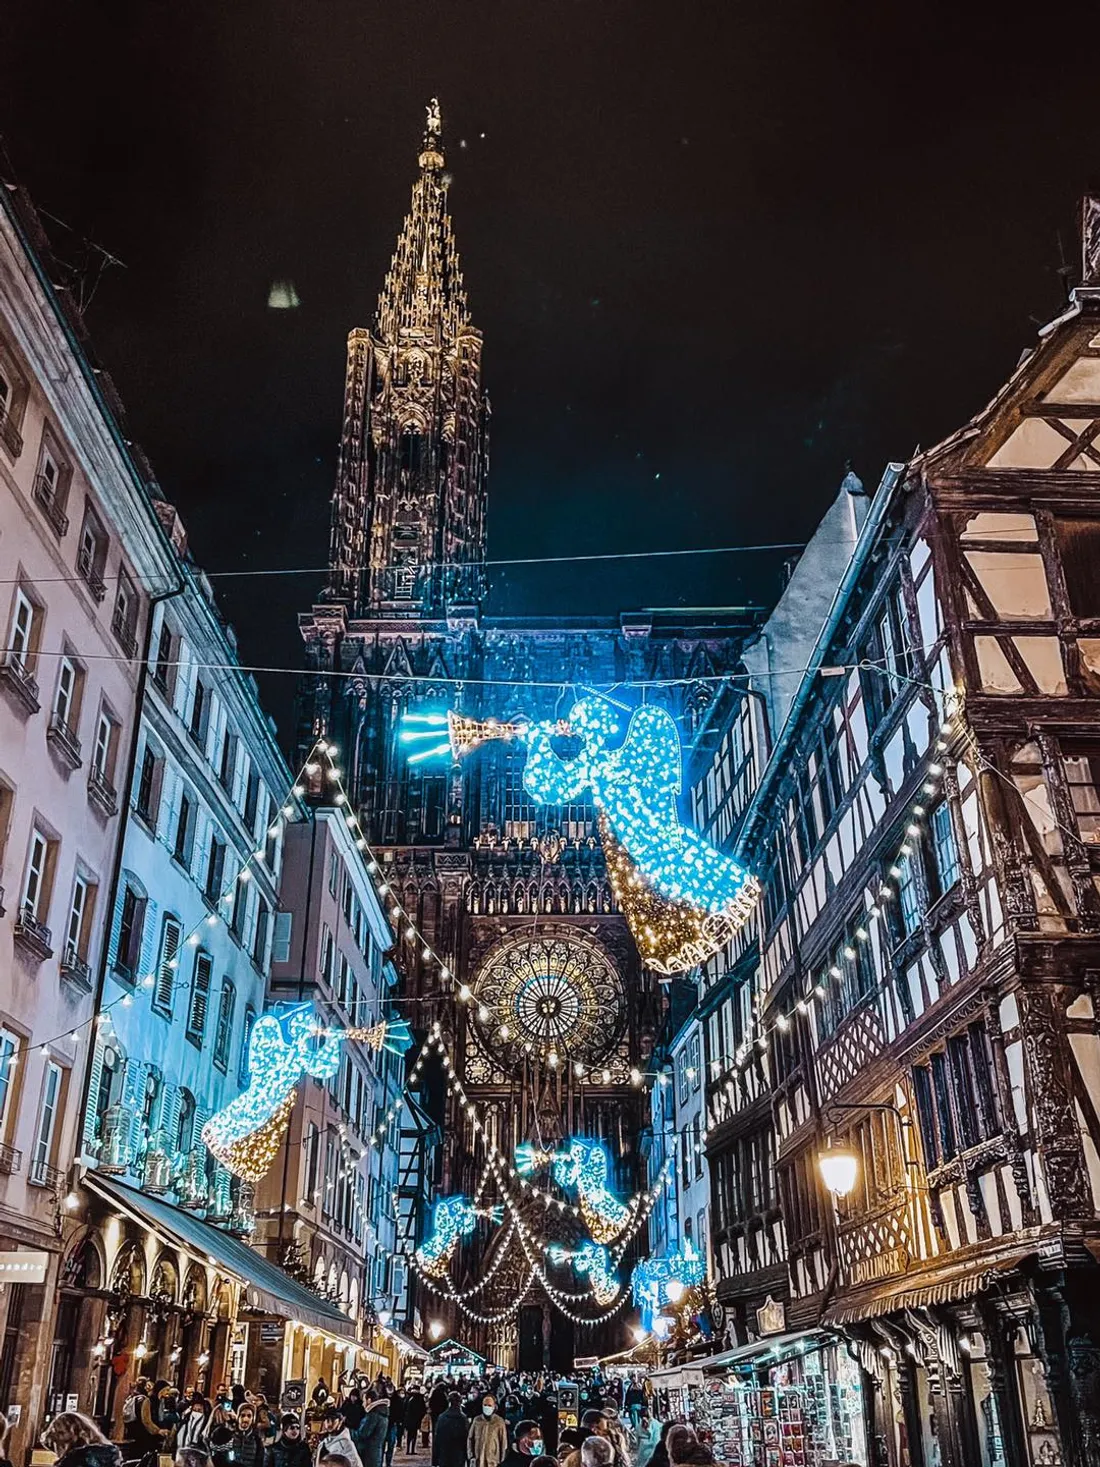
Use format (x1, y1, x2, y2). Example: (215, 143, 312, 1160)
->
(375, 100, 470, 344)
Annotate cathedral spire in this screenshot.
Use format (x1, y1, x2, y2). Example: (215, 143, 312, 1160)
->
(375, 98, 470, 344)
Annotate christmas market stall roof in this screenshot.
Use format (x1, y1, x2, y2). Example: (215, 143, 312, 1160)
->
(648, 1329, 833, 1387)
(88, 1175, 360, 1344)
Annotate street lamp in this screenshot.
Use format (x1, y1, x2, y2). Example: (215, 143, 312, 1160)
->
(429, 1320, 445, 1340)
(817, 1146, 859, 1199)
(665, 1280, 686, 1304)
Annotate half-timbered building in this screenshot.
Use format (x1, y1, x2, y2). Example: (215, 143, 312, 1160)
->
(695, 203, 1100, 1467)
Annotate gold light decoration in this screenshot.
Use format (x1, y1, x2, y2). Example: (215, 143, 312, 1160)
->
(207, 1090, 297, 1184)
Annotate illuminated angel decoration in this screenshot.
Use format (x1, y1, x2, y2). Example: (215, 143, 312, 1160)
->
(202, 1005, 342, 1183)
(415, 1196, 502, 1279)
(548, 1240, 620, 1305)
(403, 698, 759, 974)
(517, 1137, 630, 1244)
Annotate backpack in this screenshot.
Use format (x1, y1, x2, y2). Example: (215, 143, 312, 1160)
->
(123, 1393, 141, 1425)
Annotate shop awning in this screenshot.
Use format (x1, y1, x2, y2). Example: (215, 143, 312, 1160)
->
(381, 1325, 429, 1360)
(87, 1175, 360, 1346)
(822, 1256, 1023, 1326)
(650, 1329, 832, 1384)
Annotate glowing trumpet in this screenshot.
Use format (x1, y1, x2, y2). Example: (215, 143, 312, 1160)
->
(400, 710, 573, 764)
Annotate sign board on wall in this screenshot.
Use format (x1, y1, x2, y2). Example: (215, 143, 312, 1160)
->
(0, 1252, 49, 1284)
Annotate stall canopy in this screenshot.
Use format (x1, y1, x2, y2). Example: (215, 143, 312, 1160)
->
(382, 1325, 430, 1361)
(649, 1329, 834, 1386)
(427, 1338, 489, 1372)
(87, 1174, 359, 1345)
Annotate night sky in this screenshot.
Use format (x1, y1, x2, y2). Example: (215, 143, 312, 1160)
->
(2, 3, 1098, 740)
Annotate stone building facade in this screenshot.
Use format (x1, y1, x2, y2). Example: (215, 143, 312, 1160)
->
(298, 103, 760, 1367)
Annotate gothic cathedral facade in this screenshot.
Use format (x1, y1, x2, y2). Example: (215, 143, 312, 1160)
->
(298, 104, 757, 1365)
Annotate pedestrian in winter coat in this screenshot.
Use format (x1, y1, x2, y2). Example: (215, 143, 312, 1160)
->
(403, 1392, 427, 1455)
(43, 1414, 123, 1467)
(353, 1396, 390, 1467)
(178, 1401, 213, 1453)
(268, 1416, 311, 1467)
(466, 1399, 507, 1467)
(316, 1410, 364, 1467)
(431, 1397, 468, 1467)
(230, 1406, 266, 1467)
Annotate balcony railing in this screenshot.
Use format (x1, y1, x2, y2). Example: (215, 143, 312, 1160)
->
(28, 1157, 64, 1191)
(0, 1145, 22, 1177)
(47, 713, 83, 770)
(0, 409, 22, 457)
(111, 607, 138, 659)
(77, 547, 106, 603)
(14, 905, 53, 960)
(0, 653, 40, 715)
(88, 765, 119, 818)
(60, 942, 93, 991)
(33, 476, 69, 537)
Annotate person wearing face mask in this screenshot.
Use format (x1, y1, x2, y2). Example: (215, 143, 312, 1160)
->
(500, 1421, 551, 1467)
(466, 1397, 507, 1467)
(178, 1399, 212, 1453)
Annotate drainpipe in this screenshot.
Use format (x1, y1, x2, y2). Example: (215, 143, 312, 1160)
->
(74, 573, 186, 1160)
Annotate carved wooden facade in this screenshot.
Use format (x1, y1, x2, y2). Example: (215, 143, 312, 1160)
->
(694, 205, 1100, 1467)
(299, 106, 759, 1365)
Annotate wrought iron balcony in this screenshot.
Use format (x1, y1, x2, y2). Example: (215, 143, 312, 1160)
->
(60, 942, 93, 991)
(0, 653, 40, 715)
(28, 1157, 64, 1191)
(14, 905, 53, 960)
(0, 410, 22, 458)
(33, 475, 69, 537)
(0, 1145, 22, 1177)
(111, 607, 138, 659)
(47, 713, 83, 770)
(77, 547, 106, 603)
(88, 765, 119, 818)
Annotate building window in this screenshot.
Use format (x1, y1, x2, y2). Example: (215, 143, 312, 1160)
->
(230, 876, 248, 939)
(176, 1090, 196, 1155)
(819, 916, 876, 1036)
(111, 572, 139, 657)
(896, 853, 922, 936)
(239, 1008, 256, 1086)
(91, 711, 119, 785)
(328, 852, 339, 896)
(30, 1062, 63, 1182)
(64, 875, 94, 964)
(7, 586, 41, 677)
(1062, 746, 1100, 844)
(244, 768, 260, 831)
(253, 898, 270, 969)
(1055, 517, 1100, 618)
(52, 656, 84, 741)
(0, 1030, 18, 1139)
(213, 980, 236, 1071)
(189, 679, 209, 747)
(173, 792, 193, 865)
(114, 884, 146, 980)
(22, 827, 56, 922)
(135, 743, 163, 826)
(932, 802, 960, 894)
(321, 928, 334, 985)
(219, 730, 238, 793)
(154, 915, 182, 1014)
(205, 836, 227, 903)
(34, 437, 70, 536)
(77, 507, 108, 601)
(186, 952, 213, 1042)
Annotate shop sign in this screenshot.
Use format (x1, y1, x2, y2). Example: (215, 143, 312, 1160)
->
(849, 1246, 909, 1287)
(756, 1296, 786, 1335)
(574, 1355, 600, 1369)
(0, 1252, 49, 1283)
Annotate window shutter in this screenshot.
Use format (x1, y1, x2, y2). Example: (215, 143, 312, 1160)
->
(138, 896, 158, 979)
(156, 917, 182, 1012)
(158, 1084, 182, 1154)
(189, 954, 212, 1036)
(272, 910, 292, 964)
(193, 1103, 211, 1154)
(105, 881, 129, 973)
(81, 1036, 106, 1157)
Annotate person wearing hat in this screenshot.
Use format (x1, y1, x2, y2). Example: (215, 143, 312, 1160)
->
(268, 1417, 311, 1467)
(316, 1407, 363, 1467)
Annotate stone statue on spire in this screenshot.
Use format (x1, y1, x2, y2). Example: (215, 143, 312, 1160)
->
(426, 97, 442, 138)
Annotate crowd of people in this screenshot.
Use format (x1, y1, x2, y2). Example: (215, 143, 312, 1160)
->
(19, 1369, 721, 1467)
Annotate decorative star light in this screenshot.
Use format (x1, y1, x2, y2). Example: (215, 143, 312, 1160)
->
(631, 1240, 705, 1330)
(202, 1005, 341, 1182)
(402, 699, 760, 973)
